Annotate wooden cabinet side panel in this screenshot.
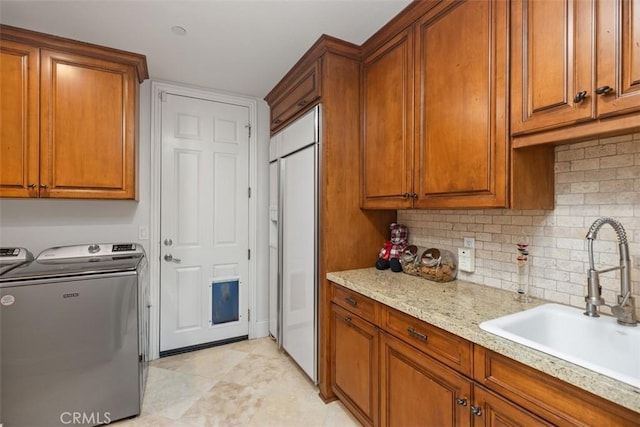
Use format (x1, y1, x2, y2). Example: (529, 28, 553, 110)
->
(510, 145, 555, 210)
(474, 346, 640, 427)
(414, 0, 508, 208)
(361, 28, 414, 209)
(0, 40, 39, 197)
(317, 52, 397, 402)
(596, 0, 640, 117)
(40, 49, 136, 199)
(380, 332, 472, 427)
(511, 0, 595, 134)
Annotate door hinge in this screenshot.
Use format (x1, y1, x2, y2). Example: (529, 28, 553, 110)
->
(248, 187, 251, 198)
(245, 124, 251, 138)
(159, 91, 168, 102)
(248, 249, 251, 260)
(248, 309, 251, 321)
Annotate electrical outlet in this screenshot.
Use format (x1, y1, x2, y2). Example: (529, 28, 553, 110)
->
(463, 237, 475, 249)
(458, 248, 475, 272)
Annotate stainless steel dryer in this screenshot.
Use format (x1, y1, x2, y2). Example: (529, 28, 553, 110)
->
(0, 243, 149, 427)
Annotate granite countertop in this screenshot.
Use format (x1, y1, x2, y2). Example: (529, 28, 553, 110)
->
(327, 267, 640, 414)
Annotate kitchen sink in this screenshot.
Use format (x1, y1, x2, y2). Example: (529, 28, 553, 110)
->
(479, 303, 640, 388)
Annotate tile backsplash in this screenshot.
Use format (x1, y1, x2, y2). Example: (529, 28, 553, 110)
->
(398, 132, 640, 317)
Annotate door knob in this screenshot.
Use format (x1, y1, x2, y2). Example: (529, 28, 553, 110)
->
(164, 238, 173, 246)
(164, 254, 181, 263)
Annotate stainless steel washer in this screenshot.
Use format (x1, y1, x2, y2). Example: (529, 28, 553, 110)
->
(0, 247, 33, 275)
(0, 243, 149, 427)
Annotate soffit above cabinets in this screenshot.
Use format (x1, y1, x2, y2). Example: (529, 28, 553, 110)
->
(0, 0, 411, 97)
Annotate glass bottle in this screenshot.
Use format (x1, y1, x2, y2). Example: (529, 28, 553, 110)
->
(515, 237, 532, 302)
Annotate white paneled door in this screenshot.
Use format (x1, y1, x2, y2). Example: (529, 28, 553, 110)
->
(160, 93, 250, 352)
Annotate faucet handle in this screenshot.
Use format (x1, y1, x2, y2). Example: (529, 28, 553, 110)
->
(611, 293, 637, 326)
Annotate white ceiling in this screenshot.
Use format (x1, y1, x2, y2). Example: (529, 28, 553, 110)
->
(0, 1, 412, 98)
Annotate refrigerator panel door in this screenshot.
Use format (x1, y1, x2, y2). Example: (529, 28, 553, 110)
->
(268, 160, 279, 338)
(279, 108, 318, 157)
(281, 144, 317, 382)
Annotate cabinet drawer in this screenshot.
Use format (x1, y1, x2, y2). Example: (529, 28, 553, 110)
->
(380, 305, 473, 376)
(270, 60, 320, 131)
(331, 284, 377, 324)
(474, 346, 639, 426)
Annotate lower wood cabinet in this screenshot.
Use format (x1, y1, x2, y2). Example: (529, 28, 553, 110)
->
(473, 386, 552, 427)
(331, 303, 379, 426)
(380, 331, 471, 427)
(474, 346, 640, 427)
(330, 282, 639, 427)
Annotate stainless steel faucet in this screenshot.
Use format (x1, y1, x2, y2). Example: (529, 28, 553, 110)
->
(584, 217, 637, 326)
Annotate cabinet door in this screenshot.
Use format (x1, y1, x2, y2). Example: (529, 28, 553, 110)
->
(413, 0, 508, 208)
(331, 303, 378, 427)
(40, 49, 137, 199)
(596, 0, 640, 117)
(472, 387, 552, 427)
(361, 28, 414, 209)
(511, 0, 595, 134)
(269, 60, 320, 132)
(380, 332, 471, 427)
(0, 40, 39, 198)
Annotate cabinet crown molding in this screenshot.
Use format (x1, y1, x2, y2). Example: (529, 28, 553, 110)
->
(0, 24, 149, 83)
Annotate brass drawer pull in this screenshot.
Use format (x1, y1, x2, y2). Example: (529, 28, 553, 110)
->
(407, 327, 428, 342)
(345, 297, 358, 307)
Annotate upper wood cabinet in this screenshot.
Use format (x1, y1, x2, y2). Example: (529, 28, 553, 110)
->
(0, 39, 39, 198)
(362, 0, 509, 209)
(267, 60, 321, 133)
(596, 0, 640, 117)
(511, 0, 640, 145)
(510, 0, 595, 134)
(0, 25, 148, 199)
(362, 28, 414, 209)
(414, 0, 508, 209)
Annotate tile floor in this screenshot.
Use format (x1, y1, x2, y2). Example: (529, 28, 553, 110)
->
(115, 337, 360, 427)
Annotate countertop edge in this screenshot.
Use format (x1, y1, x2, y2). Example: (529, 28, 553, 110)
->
(327, 268, 640, 414)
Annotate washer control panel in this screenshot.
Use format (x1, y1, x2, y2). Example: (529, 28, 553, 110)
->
(37, 243, 143, 260)
(0, 247, 33, 261)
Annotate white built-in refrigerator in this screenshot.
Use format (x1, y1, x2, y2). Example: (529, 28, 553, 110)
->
(268, 106, 318, 383)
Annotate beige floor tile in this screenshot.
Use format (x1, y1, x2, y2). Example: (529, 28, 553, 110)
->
(140, 366, 218, 420)
(112, 338, 359, 427)
(153, 346, 250, 380)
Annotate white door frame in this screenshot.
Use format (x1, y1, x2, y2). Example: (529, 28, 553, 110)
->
(149, 80, 258, 360)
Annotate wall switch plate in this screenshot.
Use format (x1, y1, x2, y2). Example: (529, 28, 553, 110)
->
(458, 248, 475, 272)
(463, 237, 475, 248)
(138, 226, 149, 240)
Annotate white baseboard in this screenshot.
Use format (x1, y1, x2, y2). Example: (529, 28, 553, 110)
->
(252, 320, 270, 339)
